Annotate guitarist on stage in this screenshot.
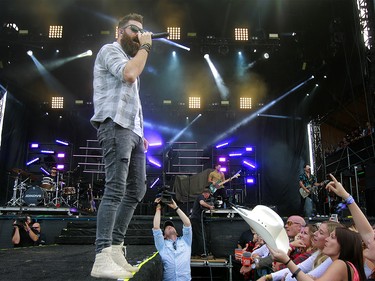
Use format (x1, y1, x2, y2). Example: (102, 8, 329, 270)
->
(299, 163, 323, 218)
(208, 164, 229, 207)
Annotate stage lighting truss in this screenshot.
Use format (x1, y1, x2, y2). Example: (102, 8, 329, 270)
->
(49, 25, 63, 38)
(167, 27, 180, 40)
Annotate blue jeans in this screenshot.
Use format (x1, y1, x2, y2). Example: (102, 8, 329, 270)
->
(304, 197, 313, 217)
(95, 119, 146, 253)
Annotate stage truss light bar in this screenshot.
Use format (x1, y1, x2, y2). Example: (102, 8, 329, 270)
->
(229, 153, 242, 157)
(30, 143, 39, 148)
(40, 167, 50, 176)
(26, 157, 39, 166)
(220, 167, 227, 172)
(150, 178, 160, 189)
(246, 177, 255, 184)
(234, 28, 249, 41)
(41, 150, 55, 154)
(188, 97, 201, 109)
(216, 142, 229, 148)
(57, 153, 65, 158)
(148, 142, 162, 147)
(51, 97, 64, 109)
(167, 27, 180, 40)
(245, 147, 253, 152)
(218, 157, 226, 162)
(49, 25, 63, 38)
(56, 164, 64, 170)
(243, 160, 256, 169)
(240, 97, 252, 109)
(55, 139, 69, 146)
(149, 159, 162, 168)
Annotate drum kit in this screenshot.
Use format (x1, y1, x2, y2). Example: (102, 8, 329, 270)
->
(6, 167, 96, 212)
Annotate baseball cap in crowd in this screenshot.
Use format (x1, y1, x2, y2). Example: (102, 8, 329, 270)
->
(163, 220, 175, 230)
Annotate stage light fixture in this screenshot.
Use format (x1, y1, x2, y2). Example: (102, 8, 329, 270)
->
(150, 178, 160, 188)
(216, 142, 229, 148)
(167, 27, 180, 40)
(218, 157, 226, 162)
(55, 139, 69, 146)
(149, 159, 162, 168)
(263, 52, 270, 59)
(243, 160, 256, 169)
(27, 50, 33, 56)
(221, 101, 229, 106)
(163, 100, 172, 105)
(229, 153, 242, 157)
(245, 147, 253, 152)
(234, 28, 248, 41)
(26, 158, 39, 166)
(40, 167, 50, 176)
(30, 143, 39, 148)
(57, 153, 65, 158)
(51, 97, 64, 109)
(41, 150, 55, 154)
(148, 142, 162, 147)
(246, 177, 255, 184)
(220, 167, 227, 172)
(188, 97, 201, 109)
(56, 164, 64, 170)
(240, 97, 252, 109)
(49, 25, 63, 38)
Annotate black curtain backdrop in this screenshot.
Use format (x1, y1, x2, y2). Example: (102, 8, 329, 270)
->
(0, 94, 29, 205)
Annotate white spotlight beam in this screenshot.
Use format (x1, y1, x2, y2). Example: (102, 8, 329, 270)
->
(204, 55, 229, 100)
(158, 38, 190, 51)
(210, 76, 314, 145)
(169, 114, 202, 143)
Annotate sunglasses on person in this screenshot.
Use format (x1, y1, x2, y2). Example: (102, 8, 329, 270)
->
(286, 221, 301, 226)
(121, 24, 144, 34)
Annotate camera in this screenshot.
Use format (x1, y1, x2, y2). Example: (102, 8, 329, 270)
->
(157, 185, 175, 204)
(14, 217, 29, 228)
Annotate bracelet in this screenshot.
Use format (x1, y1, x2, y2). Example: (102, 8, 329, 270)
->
(284, 259, 291, 266)
(174, 206, 179, 211)
(139, 43, 152, 53)
(265, 274, 273, 281)
(344, 195, 355, 205)
(292, 268, 301, 278)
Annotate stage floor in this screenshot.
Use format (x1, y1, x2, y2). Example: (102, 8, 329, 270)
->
(0, 244, 162, 281)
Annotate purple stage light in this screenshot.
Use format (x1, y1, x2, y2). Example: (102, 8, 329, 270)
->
(229, 153, 242, 157)
(26, 158, 39, 166)
(243, 160, 256, 169)
(30, 143, 39, 148)
(245, 147, 253, 152)
(150, 178, 160, 189)
(220, 167, 227, 172)
(246, 177, 255, 184)
(41, 150, 55, 154)
(40, 167, 50, 176)
(216, 142, 228, 148)
(218, 157, 226, 162)
(149, 159, 162, 168)
(56, 164, 64, 170)
(57, 153, 65, 158)
(148, 142, 162, 147)
(55, 139, 69, 146)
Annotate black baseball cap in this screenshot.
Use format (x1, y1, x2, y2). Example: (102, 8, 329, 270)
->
(163, 220, 175, 230)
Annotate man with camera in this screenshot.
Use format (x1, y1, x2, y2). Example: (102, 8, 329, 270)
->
(12, 215, 43, 247)
(153, 197, 192, 281)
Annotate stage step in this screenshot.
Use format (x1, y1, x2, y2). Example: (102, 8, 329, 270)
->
(55, 216, 155, 245)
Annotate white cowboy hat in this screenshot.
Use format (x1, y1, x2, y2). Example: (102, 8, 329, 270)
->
(233, 205, 289, 254)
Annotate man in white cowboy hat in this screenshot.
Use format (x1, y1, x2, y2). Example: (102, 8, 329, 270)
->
(153, 198, 192, 281)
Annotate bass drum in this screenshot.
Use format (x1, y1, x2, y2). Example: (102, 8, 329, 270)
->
(23, 186, 45, 206)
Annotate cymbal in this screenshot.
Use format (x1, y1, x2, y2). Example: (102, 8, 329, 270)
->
(11, 168, 37, 180)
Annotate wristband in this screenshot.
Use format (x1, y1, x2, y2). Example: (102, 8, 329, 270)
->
(344, 195, 355, 205)
(265, 274, 273, 281)
(139, 43, 151, 53)
(292, 268, 301, 278)
(284, 259, 291, 266)
(174, 206, 179, 211)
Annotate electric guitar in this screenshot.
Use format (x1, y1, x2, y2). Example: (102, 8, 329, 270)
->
(299, 180, 329, 200)
(209, 172, 240, 194)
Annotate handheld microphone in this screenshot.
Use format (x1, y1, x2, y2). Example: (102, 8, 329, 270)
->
(151, 32, 169, 39)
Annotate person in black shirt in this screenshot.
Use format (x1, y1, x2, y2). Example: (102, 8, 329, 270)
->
(190, 188, 214, 258)
(12, 215, 43, 247)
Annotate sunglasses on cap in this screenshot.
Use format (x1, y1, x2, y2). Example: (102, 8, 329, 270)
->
(121, 24, 144, 34)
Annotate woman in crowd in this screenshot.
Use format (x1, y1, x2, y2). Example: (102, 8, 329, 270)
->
(326, 174, 375, 280)
(257, 221, 341, 281)
(274, 224, 318, 271)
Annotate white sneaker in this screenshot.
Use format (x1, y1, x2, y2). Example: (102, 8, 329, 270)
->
(91, 247, 134, 279)
(112, 243, 140, 272)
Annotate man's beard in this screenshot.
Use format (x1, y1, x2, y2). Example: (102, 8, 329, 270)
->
(120, 33, 140, 57)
